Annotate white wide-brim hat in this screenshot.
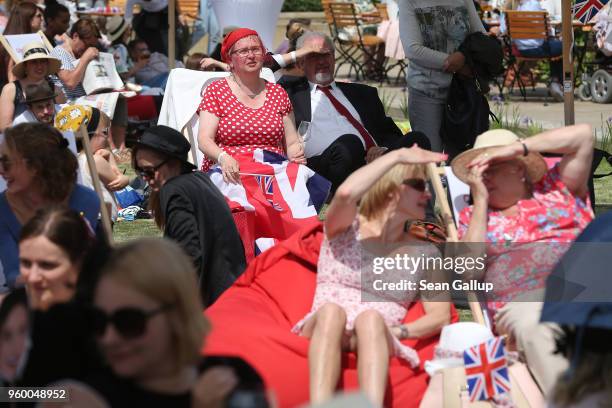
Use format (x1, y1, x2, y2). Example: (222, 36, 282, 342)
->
(424, 322, 494, 376)
(12, 42, 61, 79)
(106, 15, 129, 43)
(451, 129, 548, 184)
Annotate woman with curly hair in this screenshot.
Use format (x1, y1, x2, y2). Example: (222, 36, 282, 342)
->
(0, 123, 100, 291)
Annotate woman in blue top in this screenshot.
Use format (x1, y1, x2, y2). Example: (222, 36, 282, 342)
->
(0, 123, 100, 291)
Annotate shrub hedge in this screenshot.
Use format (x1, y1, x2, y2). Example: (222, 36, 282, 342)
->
(281, 0, 323, 12)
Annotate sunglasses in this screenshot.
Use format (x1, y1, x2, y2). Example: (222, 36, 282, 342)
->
(135, 159, 169, 179)
(402, 178, 428, 192)
(89, 305, 171, 339)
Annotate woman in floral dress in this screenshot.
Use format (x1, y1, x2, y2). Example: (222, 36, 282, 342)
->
(293, 145, 451, 406)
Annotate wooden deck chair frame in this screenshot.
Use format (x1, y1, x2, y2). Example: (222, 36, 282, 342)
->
(77, 125, 114, 244)
(329, 2, 386, 82)
(503, 10, 560, 101)
(426, 163, 487, 326)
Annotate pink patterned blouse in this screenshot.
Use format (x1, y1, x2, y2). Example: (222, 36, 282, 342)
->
(457, 164, 594, 318)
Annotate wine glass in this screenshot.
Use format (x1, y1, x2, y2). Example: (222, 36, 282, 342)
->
(297, 121, 311, 150)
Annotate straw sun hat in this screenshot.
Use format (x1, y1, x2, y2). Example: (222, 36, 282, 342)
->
(106, 15, 129, 43)
(12, 42, 61, 79)
(450, 129, 548, 184)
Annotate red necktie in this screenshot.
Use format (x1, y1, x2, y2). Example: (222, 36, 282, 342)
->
(317, 85, 377, 150)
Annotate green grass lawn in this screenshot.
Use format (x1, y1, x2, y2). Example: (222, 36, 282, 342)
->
(594, 158, 612, 213)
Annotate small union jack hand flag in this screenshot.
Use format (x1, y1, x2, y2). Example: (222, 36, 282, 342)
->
(463, 337, 511, 402)
(573, 0, 610, 24)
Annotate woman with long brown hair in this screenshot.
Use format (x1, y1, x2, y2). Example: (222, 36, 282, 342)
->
(0, 1, 44, 87)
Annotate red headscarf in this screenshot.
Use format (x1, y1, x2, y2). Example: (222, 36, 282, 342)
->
(220, 28, 264, 63)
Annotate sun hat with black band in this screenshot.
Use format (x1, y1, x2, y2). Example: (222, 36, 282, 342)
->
(450, 129, 548, 184)
(106, 15, 129, 43)
(12, 42, 61, 79)
(134, 125, 197, 171)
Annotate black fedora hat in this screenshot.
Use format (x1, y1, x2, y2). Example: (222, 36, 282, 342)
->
(134, 125, 196, 171)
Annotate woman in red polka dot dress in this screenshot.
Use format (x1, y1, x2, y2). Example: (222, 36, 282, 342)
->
(197, 28, 306, 183)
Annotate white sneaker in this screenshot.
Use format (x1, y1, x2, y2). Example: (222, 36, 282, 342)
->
(550, 82, 564, 102)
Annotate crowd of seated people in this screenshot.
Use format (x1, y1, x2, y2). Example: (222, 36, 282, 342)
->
(0, 1, 609, 406)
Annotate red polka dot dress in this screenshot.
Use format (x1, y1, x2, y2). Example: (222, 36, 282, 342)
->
(197, 78, 292, 171)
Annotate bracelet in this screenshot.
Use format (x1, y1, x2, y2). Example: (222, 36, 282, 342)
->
(518, 140, 529, 157)
(290, 51, 297, 64)
(400, 324, 409, 340)
(217, 151, 228, 164)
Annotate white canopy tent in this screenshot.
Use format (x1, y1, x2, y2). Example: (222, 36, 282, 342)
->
(168, 0, 284, 66)
(210, 0, 284, 50)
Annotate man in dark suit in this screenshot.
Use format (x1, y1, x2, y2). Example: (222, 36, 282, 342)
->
(279, 32, 430, 193)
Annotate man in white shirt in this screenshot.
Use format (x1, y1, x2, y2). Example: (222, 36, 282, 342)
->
(280, 32, 430, 193)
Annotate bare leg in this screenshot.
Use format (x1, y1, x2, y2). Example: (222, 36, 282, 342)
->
(353, 310, 392, 407)
(111, 124, 127, 152)
(301, 303, 347, 404)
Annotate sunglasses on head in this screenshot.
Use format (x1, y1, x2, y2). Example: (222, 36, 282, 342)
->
(402, 178, 428, 192)
(135, 159, 169, 179)
(89, 305, 171, 339)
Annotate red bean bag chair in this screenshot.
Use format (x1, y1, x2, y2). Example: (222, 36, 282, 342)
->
(203, 221, 458, 407)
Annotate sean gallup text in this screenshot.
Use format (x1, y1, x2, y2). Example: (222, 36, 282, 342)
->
(372, 279, 494, 293)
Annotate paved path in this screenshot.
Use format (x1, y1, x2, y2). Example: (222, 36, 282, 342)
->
(337, 65, 612, 134)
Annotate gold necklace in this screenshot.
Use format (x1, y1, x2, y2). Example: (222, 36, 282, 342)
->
(232, 74, 265, 99)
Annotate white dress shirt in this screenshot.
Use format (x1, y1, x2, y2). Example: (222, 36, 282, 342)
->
(306, 81, 367, 158)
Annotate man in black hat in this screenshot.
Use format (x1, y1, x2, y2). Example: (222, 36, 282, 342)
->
(13, 82, 58, 127)
(132, 125, 246, 306)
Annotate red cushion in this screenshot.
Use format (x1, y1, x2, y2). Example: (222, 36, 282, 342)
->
(126, 95, 158, 120)
(204, 222, 458, 407)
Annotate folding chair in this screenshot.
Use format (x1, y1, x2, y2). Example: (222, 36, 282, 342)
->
(374, 2, 407, 85)
(329, 2, 386, 81)
(503, 10, 559, 100)
(321, 0, 359, 79)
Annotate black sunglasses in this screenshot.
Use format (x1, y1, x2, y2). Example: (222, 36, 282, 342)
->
(89, 305, 171, 339)
(402, 178, 428, 192)
(135, 159, 169, 179)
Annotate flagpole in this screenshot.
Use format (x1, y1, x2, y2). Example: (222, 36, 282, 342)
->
(562, 0, 575, 125)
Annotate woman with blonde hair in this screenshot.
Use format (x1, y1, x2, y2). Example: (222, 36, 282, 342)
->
(292, 146, 451, 406)
(85, 238, 249, 407)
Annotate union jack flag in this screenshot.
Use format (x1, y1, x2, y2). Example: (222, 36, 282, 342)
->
(463, 337, 511, 402)
(209, 149, 331, 261)
(573, 0, 610, 24)
(255, 175, 283, 211)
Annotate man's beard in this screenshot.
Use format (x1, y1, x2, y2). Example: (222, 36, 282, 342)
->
(314, 72, 333, 84)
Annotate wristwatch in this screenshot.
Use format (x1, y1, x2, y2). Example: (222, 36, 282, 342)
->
(400, 324, 409, 340)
